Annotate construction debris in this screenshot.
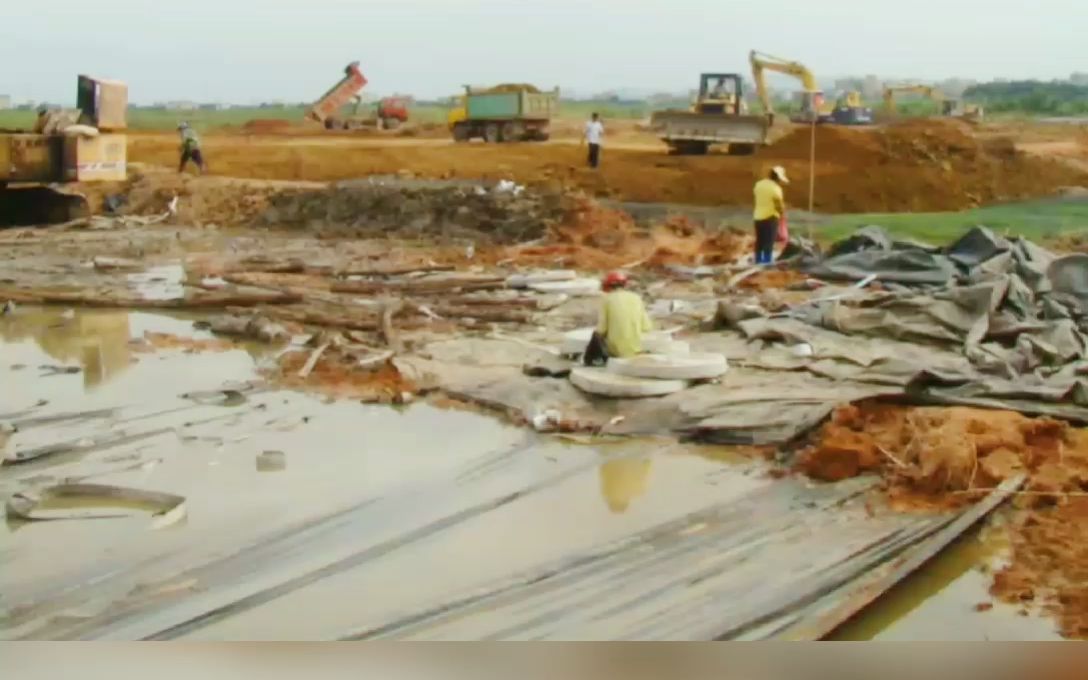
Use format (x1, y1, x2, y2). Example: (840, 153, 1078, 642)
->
(4, 114, 1088, 642)
(6, 483, 186, 528)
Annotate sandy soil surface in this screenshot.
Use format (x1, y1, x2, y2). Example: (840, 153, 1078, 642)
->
(124, 119, 1088, 215)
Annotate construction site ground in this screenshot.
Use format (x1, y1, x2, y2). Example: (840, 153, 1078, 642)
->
(119, 117, 1088, 214)
(2, 116, 1088, 640)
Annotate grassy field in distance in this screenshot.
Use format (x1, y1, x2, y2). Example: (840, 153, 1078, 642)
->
(816, 196, 1088, 244)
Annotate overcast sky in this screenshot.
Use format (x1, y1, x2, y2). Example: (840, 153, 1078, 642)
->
(2, 0, 1081, 104)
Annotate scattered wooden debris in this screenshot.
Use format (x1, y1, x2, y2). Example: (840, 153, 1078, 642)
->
(297, 343, 330, 378)
(0, 286, 301, 309)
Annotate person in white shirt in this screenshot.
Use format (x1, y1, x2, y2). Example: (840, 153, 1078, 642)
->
(583, 113, 604, 168)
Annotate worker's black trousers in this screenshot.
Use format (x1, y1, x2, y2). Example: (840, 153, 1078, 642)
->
(587, 143, 601, 168)
(180, 149, 206, 174)
(754, 217, 779, 264)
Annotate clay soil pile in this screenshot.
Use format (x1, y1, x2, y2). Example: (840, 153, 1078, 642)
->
(506, 195, 751, 270)
(797, 401, 1088, 638)
(76, 166, 306, 226)
(765, 119, 1083, 212)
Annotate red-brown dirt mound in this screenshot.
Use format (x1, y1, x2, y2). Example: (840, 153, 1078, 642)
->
(797, 401, 1088, 639)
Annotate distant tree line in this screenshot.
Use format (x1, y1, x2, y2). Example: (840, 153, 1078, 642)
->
(963, 80, 1088, 115)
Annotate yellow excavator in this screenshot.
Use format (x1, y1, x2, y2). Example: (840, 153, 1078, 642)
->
(749, 50, 872, 125)
(882, 84, 984, 121)
(882, 84, 945, 116)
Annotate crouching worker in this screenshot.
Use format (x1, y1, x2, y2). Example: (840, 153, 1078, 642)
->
(585, 271, 652, 365)
(177, 122, 206, 174)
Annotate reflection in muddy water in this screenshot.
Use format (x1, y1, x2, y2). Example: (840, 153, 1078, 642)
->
(0, 308, 133, 388)
(598, 457, 652, 514)
(832, 521, 1059, 640)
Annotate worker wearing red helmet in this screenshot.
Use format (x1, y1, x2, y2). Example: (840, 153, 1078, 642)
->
(594, 271, 653, 359)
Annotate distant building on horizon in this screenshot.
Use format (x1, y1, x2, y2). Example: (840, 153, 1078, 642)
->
(0, 95, 11, 110)
(163, 101, 198, 111)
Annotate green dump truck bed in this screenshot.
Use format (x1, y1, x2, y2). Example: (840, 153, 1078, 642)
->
(464, 88, 559, 121)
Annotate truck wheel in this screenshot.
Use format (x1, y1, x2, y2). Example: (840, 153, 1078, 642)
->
(324, 119, 337, 130)
(452, 123, 471, 142)
(383, 117, 401, 131)
(484, 123, 501, 143)
(727, 144, 756, 156)
(501, 122, 521, 142)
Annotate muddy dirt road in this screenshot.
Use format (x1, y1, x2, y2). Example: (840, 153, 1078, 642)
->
(127, 119, 1088, 214)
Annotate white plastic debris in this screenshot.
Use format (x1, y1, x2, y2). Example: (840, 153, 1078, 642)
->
(494, 179, 524, 195)
(791, 343, 815, 358)
(531, 409, 563, 432)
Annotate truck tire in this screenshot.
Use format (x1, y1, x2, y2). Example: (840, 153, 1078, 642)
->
(500, 121, 521, 142)
(324, 119, 337, 130)
(383, 117, 401, 131)
(727, 143, 756, 156)
(452, 123, 471, 142)
(484, 123, 501, 143)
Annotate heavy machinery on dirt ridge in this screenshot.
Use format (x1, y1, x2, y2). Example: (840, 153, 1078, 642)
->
(306, 62, 409, 131)
(447, 84, 559, 143)
(882, 84, 984, 121)
(0, 75, 127, 227)
(649, 73, 788, 155)
(749, 50, 873, 126)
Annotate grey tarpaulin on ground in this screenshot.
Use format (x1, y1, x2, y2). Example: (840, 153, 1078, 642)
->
(398, 341, 896, 446)
(397, 227, 1088, 445)
(735, 225, 1088, 422)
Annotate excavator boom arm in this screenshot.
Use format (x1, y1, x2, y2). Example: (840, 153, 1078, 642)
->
(749, 50, 819, 116)
(882, 84, 945, 113)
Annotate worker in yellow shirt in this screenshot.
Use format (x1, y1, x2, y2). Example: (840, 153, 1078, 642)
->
(752, 165, 789, 264)
(590, 271, 653, 361)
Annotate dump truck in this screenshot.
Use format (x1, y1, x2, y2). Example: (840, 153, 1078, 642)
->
(448, 84, 559, 143)
(0, 75, 127, 226)
(649, 73, 787, 155)
(306, 62, 409, 130)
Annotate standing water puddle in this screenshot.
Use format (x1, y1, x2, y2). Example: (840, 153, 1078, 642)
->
(1, 308, 766, 639)
(832, 522, 1060, 640)
(0, 308, 1063, 639)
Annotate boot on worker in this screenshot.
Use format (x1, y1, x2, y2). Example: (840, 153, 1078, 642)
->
(587, 271, 653, 363)
(752, 165, 789, 264)
(177, 122, 206, 174)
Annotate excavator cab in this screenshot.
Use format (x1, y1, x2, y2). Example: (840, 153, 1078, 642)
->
(838, 91, 863, 109)
(828, 90, 872, 125)
(695, 73, 745, 115)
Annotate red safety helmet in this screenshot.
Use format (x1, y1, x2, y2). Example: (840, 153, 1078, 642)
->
(602, 271, 628, 291)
